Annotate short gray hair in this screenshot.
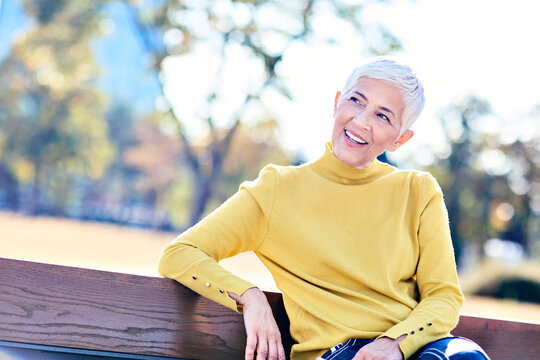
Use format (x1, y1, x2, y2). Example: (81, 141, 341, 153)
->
(342, 57, 425, 132)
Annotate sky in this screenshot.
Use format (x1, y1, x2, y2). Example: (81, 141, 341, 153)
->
(0, 0, 27, 59)
(1, 0, 539, 168)
(160, 0, 540, 168)
(0, 0, 160, 113)
(273, 0, 540, 164)
(364, 0, 540, 165)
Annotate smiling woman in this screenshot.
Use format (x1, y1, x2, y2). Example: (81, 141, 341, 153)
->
(157, 58, 492, 360)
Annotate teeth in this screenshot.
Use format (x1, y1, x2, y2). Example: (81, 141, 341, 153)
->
(345, 130, 367, 144)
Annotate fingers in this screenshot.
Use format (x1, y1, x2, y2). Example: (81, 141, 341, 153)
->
(266, 338, 278, 360)
(277, 340, 286, 360)
(256, 338, 268, 360)
(245, 331, 285, 360)
(264, 326, 284, 360)
(245, 333, 257, 360)
(239, 288, 286, 360)
(352, 337, 404, 360)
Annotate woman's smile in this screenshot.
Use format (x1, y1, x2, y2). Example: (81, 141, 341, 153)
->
(344, 129, 368, 145)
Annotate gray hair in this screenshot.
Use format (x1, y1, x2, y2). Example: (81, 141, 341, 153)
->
(342, 57, 425, 132)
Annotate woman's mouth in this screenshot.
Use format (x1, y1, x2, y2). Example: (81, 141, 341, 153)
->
(345, 130, 367, 145)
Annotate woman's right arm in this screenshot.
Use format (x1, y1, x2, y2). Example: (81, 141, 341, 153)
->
(158, 167, 284, 359)
(158, 186, 268, 310)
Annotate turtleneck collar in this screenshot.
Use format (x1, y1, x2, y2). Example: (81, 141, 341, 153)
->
(310, 143, 390, 185)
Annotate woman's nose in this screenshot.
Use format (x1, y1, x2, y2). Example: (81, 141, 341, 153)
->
(352, 112, 370, 129)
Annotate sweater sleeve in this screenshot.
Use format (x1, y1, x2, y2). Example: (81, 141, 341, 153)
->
(158, 166, 276, 312)
(380, 173, 464, 359)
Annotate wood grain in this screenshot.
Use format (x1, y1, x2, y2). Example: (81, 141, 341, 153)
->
(453, 315, 540, 360)
(1, 257, 538, 360)
(0, 257, 246, 359)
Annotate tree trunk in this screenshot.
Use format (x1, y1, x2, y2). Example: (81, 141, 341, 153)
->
(29, 163, 41, 215)
(186, 123, 239, 227)
(188, 177, 209, 227)
(0, 164, 18, 210)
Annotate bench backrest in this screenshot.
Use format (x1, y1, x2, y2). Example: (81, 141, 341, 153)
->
(0, 257, 538, 360)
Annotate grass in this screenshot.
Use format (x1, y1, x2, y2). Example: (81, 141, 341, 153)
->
(1, 211, 539, 323)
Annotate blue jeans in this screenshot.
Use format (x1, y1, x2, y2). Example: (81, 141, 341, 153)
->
(317, 337, 490, 360)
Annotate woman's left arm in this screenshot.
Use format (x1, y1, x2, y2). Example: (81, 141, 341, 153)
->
(379, 173, 464, 359)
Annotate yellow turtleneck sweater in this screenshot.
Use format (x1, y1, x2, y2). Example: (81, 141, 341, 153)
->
(158, 143, 463, 359)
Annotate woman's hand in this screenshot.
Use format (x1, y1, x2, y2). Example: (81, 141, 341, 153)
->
(229, 288, 286, 360)
(352, 335, 406, 360)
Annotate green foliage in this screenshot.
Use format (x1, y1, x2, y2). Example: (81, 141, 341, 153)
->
(13, 0, 537, 252)
(427, 95, 540, 263)
(0, 1, 114, 213)
(475, 277, 540, 304)
(127, 0, 402, 226)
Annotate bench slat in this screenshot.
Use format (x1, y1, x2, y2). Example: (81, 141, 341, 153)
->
(0, 257, 246, 359)
(453, 315, 539, 360)
(0, 257, 538, 360)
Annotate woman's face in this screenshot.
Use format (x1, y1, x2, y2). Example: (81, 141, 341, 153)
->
(331, 77, 413, 169)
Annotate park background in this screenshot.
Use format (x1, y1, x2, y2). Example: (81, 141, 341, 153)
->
(0, 0, 539, 322)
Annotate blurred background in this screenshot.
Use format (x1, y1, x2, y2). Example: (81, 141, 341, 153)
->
(0, 0, 539, 322)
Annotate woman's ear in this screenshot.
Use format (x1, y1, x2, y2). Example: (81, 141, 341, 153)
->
(388, 130, 414, 152)
(333, 91, 341, 117)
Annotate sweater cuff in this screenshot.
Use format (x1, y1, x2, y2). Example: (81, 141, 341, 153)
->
(379, 318, 432, 358)
(160, 252, 257, 313)
(186, 261, 257, 312)
(379, 314, 456, 359)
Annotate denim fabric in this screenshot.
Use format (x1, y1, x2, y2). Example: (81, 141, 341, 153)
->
(411, 337, 490, 360)
(316, 337, 490, 360)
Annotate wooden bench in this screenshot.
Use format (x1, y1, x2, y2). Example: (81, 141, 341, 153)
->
(0, 257, 538, 359)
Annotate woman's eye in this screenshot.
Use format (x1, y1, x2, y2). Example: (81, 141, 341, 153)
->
(378, 113, 390, 122)
(350, 97, 361, 104)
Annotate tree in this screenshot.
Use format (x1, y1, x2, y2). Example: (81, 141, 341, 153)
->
(0, 1, 115, 214)
(430, 95, 540, 263)
(123, 0, 403, 226)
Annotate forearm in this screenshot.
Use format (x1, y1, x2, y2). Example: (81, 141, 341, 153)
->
(380, 292, 462, 358)
(159, 241, 256, 312)
(158, 180, 273, 311)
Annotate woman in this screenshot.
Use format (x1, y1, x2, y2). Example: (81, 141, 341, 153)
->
(158, 58, 489, 360)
